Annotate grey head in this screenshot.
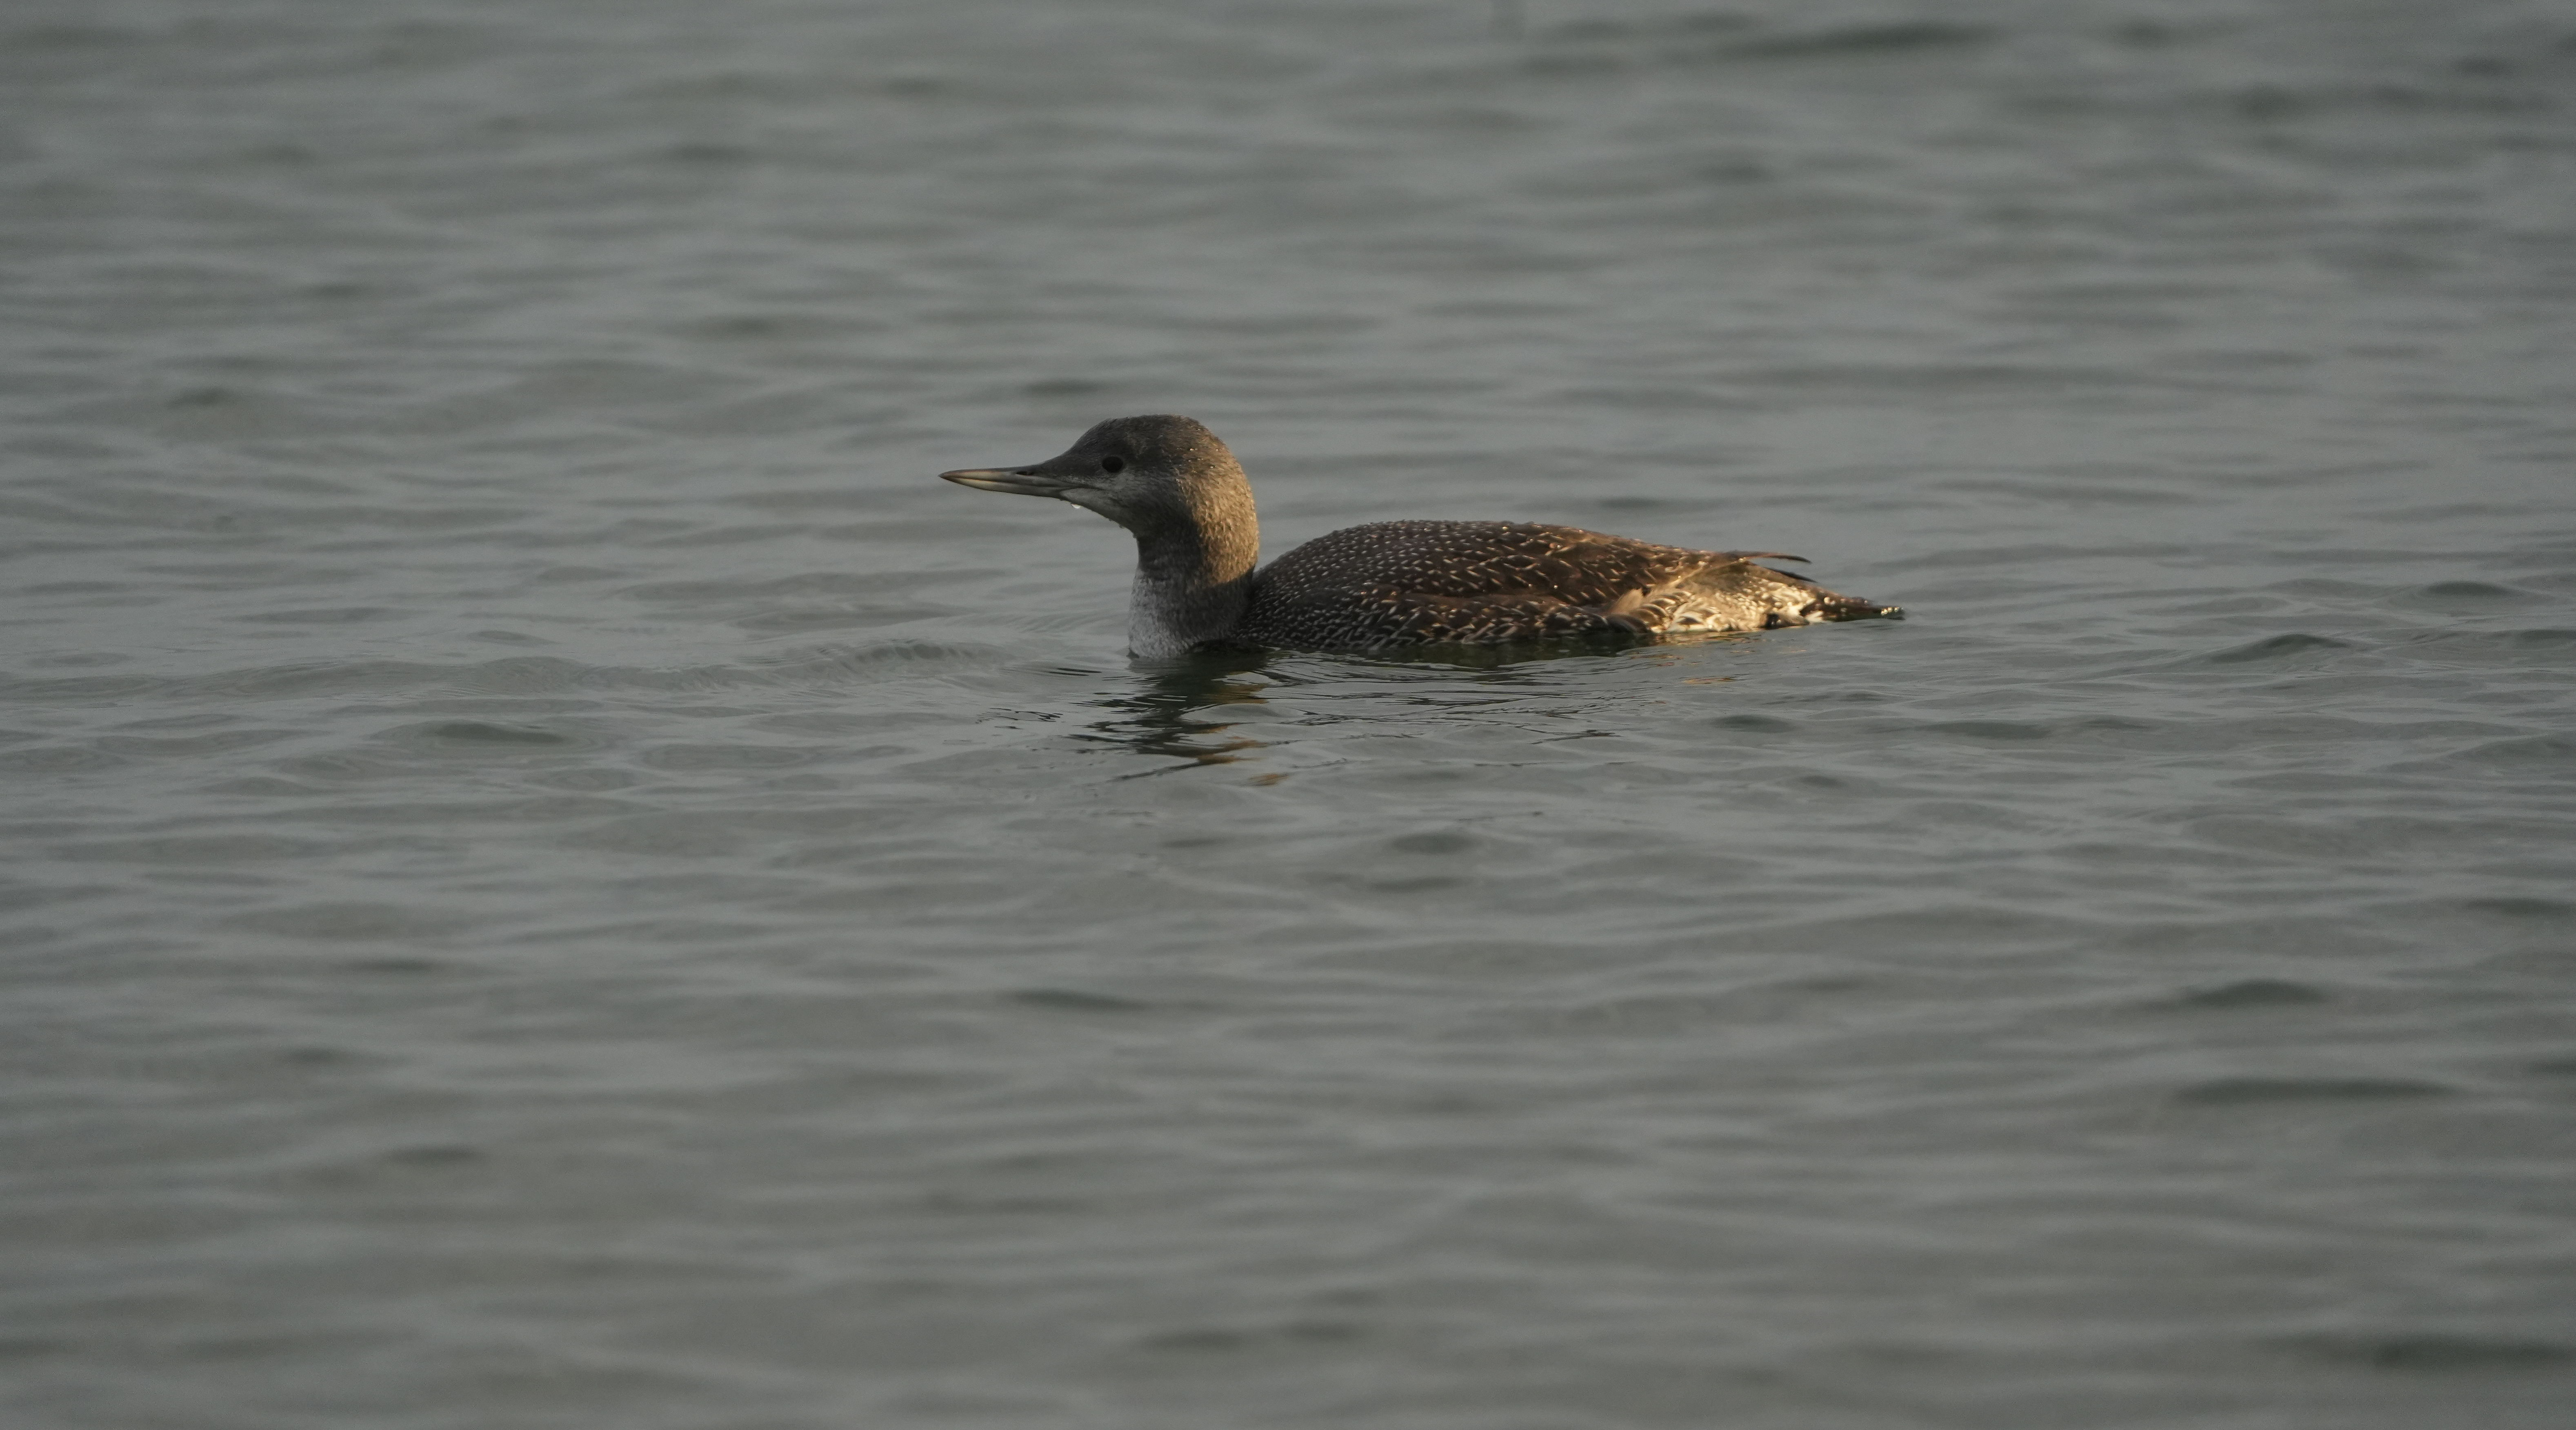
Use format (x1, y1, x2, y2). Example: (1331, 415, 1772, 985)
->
(940, 414, 1262, 658)
(940, 415, 1251, 539)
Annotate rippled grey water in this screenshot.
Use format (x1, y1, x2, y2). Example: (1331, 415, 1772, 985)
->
(6, 1, 2575, 1426)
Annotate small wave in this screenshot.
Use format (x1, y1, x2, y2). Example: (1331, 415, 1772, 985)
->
(228, 606, 400, 625)
(2199, 633, 2354, 665)
(2443, 733, 2576, 770)
(2454, 896, 2574, 920)
(412, 721, 571, 746)
(222, 901, 475, 940)
(93, 728, 298, 757)
(440, 657, 771, 696)
(636, 742, 830, 772)
(1006, 988, 1158, 1014)
(0, 673, 166, 703)
(54, 832, 330, 865)
(2171, 1076, 2452, 1106)
(733, 606, 953, 634)
(1133, 1320, 1362, 1354)
(619, 571, 940, 602)
(1732, 21, 1991, 59)
(2387, 628, 2576, 663)
(2168, 978, 2329, 1010)
(1, 22, 143, 49)
(1538, 14, 1987, 63)
(171, 660, 448, 700)
(1923, 719, 2052, 741)
(1548, 13, 1750, 45)
(370, 719, 615, 759)
(2280, 1332, 2576, 1371)
(0, 744, 128, 773)
(2410, 579, 2535, 603)
(379, 1144, 483, 1168)
(755, 640, 1008, 683)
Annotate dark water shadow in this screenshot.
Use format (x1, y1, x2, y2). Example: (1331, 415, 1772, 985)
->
(1287, 629, 1703, 678)
(1074, 632, 1763, 771)
(1077, 649, 1281, 772)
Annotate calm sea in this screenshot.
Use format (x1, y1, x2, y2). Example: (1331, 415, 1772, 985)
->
(4, 2, 2573, 1426)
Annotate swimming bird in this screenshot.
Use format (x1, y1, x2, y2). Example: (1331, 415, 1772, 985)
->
(940, 415, 1900, 658)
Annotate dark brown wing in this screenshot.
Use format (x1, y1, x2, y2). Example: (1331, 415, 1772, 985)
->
(1233, 520, 1895, 652)
(1258, 521, 1713, 601)
(1362, 587, 1654, 648)
(1238, 521, 1707, 650)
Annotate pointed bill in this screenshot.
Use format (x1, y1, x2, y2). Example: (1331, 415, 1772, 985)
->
(939, 467, 1079, 498)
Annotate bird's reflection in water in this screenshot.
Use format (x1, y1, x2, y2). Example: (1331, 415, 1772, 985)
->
(1069, 634, 1748, 774)
(1078, 649, 1278, 773)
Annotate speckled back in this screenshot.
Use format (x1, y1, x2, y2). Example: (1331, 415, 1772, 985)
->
(1234, 520, 1881, 652)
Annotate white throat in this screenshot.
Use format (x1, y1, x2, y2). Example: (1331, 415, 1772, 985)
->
(1126, 569, 1205, 659)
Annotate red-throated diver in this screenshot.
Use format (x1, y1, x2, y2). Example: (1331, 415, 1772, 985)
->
(940, 415, 1901, 658)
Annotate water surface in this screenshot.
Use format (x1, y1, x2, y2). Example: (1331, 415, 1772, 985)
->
(4, 2, 2574, 1426)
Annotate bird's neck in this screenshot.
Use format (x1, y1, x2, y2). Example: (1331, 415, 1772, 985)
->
(1126, 503, 1259, 659)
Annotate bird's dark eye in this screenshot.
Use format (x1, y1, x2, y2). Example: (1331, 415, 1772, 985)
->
(1100, 456, 1126, 475)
